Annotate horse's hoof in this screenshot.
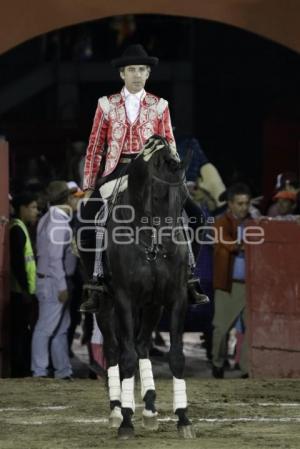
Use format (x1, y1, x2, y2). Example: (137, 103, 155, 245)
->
(178, 424, 196, 439)
(109, 407, 123, 428)
(142, 413, 159, 430)
(118, 426, 135, 440)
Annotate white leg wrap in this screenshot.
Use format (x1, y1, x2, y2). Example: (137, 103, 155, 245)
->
(173, 377, 187, 412)
(142, 408, 158, 418)
(109, 405, 123, 428)
(121, 376, 135, 412)
(139, 358, 155, 399)
(107, 365, 121, 402)
(109, 406, 122, 420)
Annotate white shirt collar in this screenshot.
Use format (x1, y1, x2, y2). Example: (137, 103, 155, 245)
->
(123, 87, 145, 101)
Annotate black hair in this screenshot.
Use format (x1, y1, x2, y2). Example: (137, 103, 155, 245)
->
(12, 192, 37, 216)
(226, 183, 252, 202)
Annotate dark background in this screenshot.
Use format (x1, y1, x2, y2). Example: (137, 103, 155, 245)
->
(0, 14, 300, 196)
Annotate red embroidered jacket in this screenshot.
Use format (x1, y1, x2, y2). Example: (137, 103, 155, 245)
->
(83, 89, 176, 190)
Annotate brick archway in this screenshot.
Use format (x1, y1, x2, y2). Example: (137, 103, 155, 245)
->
(0, 0, 300, 54)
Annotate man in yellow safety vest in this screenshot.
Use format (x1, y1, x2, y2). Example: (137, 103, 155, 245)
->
(10, 192, 39, 377)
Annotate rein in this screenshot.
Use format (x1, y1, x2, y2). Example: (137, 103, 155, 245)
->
(151, 174, 185, 187)
(141, 171, 187, 263)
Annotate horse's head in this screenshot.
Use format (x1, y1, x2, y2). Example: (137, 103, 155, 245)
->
(136, 135, 184, 183)
(127, 135, 187, 219)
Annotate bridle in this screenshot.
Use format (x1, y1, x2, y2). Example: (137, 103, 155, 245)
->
(151, 174, 185, 187)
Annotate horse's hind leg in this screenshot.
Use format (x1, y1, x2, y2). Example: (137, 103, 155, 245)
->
(116, 295, 137, 439)
(136, 305, 162, 430)
(95, 306, 122, 429)
(168, 295, 196, 439)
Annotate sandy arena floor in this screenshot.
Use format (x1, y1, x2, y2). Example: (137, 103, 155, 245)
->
(1, 331, 300, 448)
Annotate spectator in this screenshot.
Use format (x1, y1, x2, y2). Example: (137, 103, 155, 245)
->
(176, 136, 226, 211)
(177, 137, 209, 188)
(275, 172, 298, 191)
(267, 172, 299, 217)
(270, 190, 297, 218)
(211, 183, 251, 379)
(10, 192, 39, 377)
(31, 181, 77, 379)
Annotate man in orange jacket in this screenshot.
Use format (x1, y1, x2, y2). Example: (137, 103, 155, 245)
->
(212, 183, 251, 378)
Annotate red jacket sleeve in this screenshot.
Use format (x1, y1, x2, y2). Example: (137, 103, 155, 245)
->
(83, 103, 109, 190)
(158, 105, 175, 145)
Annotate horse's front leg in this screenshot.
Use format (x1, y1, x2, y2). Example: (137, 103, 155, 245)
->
(116, 291, 137, 440)
(168, 290, 196, 439)
(136, 305, 162, 430)
(95, 302, 122, 429)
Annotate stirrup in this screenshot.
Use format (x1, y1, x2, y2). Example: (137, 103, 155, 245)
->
(79, 295, 100, 313)
(83, 282, 105, 293)
(187, 277, 210, 305)
(80, 280, 106, 313)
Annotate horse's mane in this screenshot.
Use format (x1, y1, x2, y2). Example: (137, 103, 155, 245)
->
(122, 135, 186, 226)
(136, 135, 170, 162)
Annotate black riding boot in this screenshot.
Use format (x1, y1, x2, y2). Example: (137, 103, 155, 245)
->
(181, 204, 209, 305)
(77, 238, 106, 313)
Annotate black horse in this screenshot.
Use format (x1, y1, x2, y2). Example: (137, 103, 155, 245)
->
(95, 135, 195, 439)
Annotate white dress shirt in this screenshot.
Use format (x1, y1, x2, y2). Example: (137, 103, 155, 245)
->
(124, 87, 145, 123)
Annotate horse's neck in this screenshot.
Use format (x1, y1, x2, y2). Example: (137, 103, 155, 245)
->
(125, 184, 182, 228)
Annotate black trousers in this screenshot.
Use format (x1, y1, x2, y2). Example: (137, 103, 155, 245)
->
(10, 292, 37, 377)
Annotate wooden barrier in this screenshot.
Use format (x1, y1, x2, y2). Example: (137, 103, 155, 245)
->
(246, 220, 300, 378)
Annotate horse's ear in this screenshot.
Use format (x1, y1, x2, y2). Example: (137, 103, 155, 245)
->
(180, 147, 193, 171)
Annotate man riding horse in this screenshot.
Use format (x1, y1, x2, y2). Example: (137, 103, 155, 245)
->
(78, 44, 208, 313)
